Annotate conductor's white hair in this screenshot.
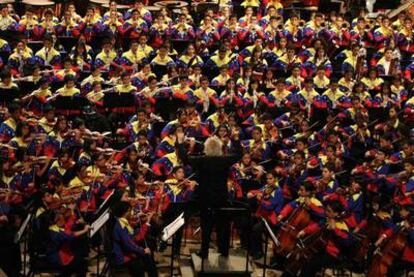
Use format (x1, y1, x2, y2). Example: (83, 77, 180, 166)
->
(204, 136, 223, 156)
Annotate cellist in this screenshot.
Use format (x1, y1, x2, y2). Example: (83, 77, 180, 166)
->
(295, 201, 352, 277)
(386, 204, 414, 276)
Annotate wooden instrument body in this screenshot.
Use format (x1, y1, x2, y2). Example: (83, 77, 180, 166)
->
(352, 217, 381, 262)
(367, 228, 407, 277)
(276, 207, 311, 256)
(285, 231, 327, 276)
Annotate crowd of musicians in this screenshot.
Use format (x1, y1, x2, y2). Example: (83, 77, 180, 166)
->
(1, 0, 414, 276)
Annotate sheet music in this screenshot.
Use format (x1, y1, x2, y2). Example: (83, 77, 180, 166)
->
(14, 214, 32, 243)
(262, 218, 280, 246)
(90, 209, 110, 238)
(161, 212, 185, 241)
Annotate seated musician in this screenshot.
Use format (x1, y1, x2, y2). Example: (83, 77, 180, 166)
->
(125, 0, 152, 24)
(122, 9, 149, 40)
(103, 1, 123, 21)
(0, 4, 17, 31)
(120, 40, 146, 73)
(385, 204, 414, 276)
(17, 8, 38, 38)
(295, 201, 352, 277)
(0, 101, 21, 143)
(159, 166, 196, 256)
(33, 9, 57, 40)
(247, 171, 284, 259)
(56, 10, 79, 37)
(70, 42, 92, 71)
(150, 45, 176, 72)
(193, 76, 218, 114)
(34, 36, 61, 69)
(81, 66, 104, 94)
(115, 72, 136, 94)
(132, 62, 156, 90)
(54, 58, 78, 82)
(111, 201, 158, 277)
(94, 39, 119, 72)
(169, 13, 195, 40)
(45, 211, 90, 277)
(0, 69, 18, 91)
(7, 41, 33, 77)
(86, 81, 105, 106)
(56, 74, 80, 97)
(37, 104, 56, 134)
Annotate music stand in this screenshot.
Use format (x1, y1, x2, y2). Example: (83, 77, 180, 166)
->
(90, 209, 111, 277)
(0, 88, 20, 106)
(57, 36, 78, 53)
(261, 217, 280, 277)
(103, 93, 135, 111)
(53, 95, 89, 113)
(20, 79, 38, 93)
(151, 64, 168, 80)
(161, 211, 185, 277)
(14, 213, 33, 276)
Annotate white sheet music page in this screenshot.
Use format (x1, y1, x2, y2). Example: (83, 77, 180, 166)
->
(162, 212, 185, 241)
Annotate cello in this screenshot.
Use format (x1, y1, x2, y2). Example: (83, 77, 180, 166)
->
(351, 214, 381, 264)
(367, 223, 407, 277)
(284, 230, 327, 276)
(276, 204, 311, 256)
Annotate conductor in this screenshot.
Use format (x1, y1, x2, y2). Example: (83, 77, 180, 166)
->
(176, 126, 242, 258)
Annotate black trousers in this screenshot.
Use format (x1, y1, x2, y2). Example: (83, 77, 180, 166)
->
(200, 208, 230, 256)
(126, 255, 158, 277)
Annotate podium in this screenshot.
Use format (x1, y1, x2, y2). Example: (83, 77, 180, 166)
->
(53, 95, 90, 116)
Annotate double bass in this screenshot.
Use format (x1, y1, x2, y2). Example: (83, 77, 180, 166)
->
(367, 223, 407, 277)
(276, 204, 311, 256)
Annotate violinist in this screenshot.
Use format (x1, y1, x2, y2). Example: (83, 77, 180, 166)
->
(296, 201, 352, 277)
(23, 77, 52, 113)
(0, 101, 21, 143)
(47, 149, 74, 187)
(37, 104, 56, 135)
(45, 211, 90, 277)
(278, 183, 325, 232)
(159, 166, 196, 256)
(111, 201, 158, 277)
(247, 171, 284, 260)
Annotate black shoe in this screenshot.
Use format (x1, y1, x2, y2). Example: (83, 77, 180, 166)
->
(196, 252, 208, 259)
(219, 252, 229, 258)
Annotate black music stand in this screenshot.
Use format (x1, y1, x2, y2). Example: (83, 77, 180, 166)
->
(53, 95, 89, 110)
(19, 80, 38, 95)
(14, 213, 33, 277)
(171, 39, 191, 56)
(151, 64, 168, 80)
(0, 88, 20, 105)
(161, 210, 186, 277)
(89, 209, 111, 277)
(103, 93, 135, 111)
(57, 36, 78, 53)
(261, 217, 280, 277)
